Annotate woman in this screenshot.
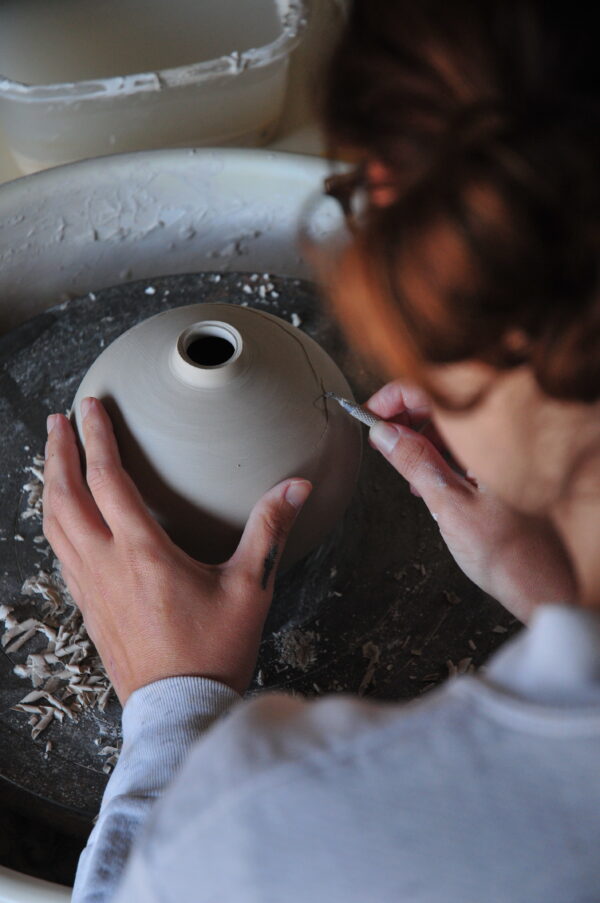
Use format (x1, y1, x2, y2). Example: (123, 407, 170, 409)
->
(43, 2, 600, 900)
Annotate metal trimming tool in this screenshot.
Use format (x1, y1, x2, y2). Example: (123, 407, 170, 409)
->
(323, 392, 382, 428)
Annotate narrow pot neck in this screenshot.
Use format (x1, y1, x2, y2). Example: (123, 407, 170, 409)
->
(170, 320, 247, 388)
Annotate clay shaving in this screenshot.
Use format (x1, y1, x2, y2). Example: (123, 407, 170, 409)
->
(1, 453, 120, 774)
(274, 627, 319, 672)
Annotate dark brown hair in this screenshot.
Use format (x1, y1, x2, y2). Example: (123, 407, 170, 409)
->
(322, 0, 600, 403)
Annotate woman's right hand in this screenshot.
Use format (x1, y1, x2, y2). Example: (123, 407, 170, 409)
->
(366, 380, 577, 622)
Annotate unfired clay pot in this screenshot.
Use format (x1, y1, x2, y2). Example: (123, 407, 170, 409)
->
(73, 303, 362, 567)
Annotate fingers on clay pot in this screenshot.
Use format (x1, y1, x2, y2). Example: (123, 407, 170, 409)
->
(72, 303, 362, 568)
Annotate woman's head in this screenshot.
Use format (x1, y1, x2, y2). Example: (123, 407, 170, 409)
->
(321, 0, 600, 512)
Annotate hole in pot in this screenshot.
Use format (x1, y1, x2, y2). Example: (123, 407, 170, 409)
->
(185, 334, 235, 367)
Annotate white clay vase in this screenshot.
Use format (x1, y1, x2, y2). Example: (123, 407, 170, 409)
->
(73, 303, 362, 568)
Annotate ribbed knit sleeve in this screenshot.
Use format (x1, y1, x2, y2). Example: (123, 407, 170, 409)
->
(72, 676, 240, 903)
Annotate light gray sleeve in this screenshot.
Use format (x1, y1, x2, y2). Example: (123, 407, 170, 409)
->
(71, 676, 241, 903)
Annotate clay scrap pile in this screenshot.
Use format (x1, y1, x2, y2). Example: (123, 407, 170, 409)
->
(1, 452, 119, 773)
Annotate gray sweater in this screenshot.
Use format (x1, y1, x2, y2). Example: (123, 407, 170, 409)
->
(73, 604, 600, 902)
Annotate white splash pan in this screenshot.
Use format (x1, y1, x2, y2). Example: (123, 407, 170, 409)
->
(0, 147, 335, 333)
(0, 146, 336, 901)
(0, 866, 70, 903)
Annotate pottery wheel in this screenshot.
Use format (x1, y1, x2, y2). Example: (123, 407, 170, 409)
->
(0, 272, 518, 825)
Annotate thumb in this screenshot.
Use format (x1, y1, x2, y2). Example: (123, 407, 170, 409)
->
(369, 421, 466, 509)
(229, 479, 312, 590)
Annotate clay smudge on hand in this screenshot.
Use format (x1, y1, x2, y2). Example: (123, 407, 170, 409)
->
(261, 543, 279, 589)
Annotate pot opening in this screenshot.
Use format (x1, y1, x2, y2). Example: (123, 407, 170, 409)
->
(180, 321, 241, 371)
(186, 334, 235, 366)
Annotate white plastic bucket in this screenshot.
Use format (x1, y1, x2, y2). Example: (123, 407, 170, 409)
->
(0, 0, 309, 174)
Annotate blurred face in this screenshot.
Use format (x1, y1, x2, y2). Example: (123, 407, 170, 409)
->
(344, 163, 576, 514)
(427, 360, 579, 514)
(325, 159, 592, 518)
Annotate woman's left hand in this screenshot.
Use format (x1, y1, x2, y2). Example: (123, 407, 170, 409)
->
(42, 398, 311, 705)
